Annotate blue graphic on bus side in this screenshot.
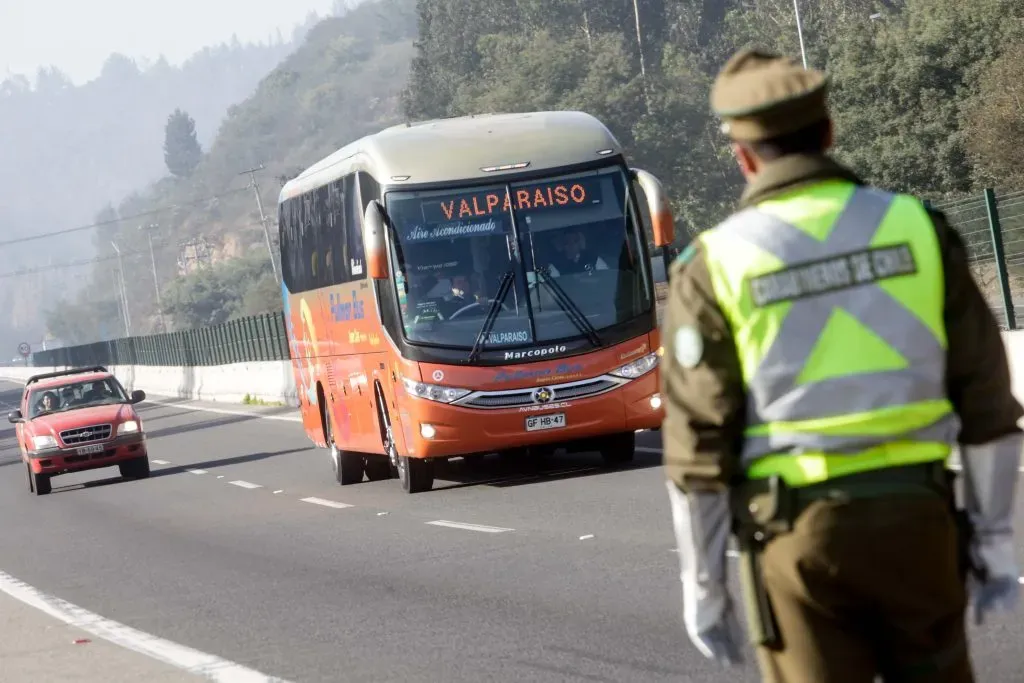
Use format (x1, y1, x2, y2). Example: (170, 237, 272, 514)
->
(330, 291, 365, 322)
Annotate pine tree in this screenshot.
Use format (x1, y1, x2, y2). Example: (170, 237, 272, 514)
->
(163, 108, 202, 178)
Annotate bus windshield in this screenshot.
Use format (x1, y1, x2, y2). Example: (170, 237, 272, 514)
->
(385, 165, 652, 354)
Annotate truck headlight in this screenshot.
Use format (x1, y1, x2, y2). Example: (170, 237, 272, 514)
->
(32, 435, 58, 451)
(401, 377, 470, 404)
(610, 353, 659, 379)
(118, 420, 139, 435)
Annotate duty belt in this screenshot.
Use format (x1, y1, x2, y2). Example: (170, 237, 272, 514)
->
(730, 461, 953, 539)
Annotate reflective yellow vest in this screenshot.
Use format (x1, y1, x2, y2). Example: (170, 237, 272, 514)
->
(698, 180, 959, 487)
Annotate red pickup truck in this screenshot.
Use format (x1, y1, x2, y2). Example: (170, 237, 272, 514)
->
(8, 366, 150, 496)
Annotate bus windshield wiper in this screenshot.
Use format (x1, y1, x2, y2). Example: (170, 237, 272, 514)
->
(468, 270, 515, 363)
(536, 267, 602, 347)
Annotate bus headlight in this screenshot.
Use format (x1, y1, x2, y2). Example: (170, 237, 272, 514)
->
(610, 353, 659, 379)
(401, 377, 471, 404)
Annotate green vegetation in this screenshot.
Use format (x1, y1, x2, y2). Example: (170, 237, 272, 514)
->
(242, 394, 286, 407)
(46, 0, 1024, 343)
(163, 109, 203, 178)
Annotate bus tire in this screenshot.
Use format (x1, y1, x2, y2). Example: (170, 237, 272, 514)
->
(326, 410, 363, 485)
(599, 432, 635, 466)
(398, 455, 434, 494)
(363, 455, 393, 481)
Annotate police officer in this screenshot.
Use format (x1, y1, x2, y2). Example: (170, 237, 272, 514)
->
(661, 48, 1022, 682)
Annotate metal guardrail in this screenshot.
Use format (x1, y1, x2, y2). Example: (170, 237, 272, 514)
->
(31, 311, 290, 367)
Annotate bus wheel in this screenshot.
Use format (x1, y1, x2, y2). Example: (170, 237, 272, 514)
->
(599, 432, 636, 467)
(326, 412, 363, 485)
(397, 455, 434, 494)
(363, 455, 394, 482)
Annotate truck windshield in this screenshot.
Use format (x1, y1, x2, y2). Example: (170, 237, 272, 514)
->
(385, 165, 652, 352)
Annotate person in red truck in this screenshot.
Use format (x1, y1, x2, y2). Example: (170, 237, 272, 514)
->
(9, 367, 150, 496)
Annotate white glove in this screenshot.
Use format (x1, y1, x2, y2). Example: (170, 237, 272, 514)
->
(960, 433, 1023, 625)
(968, 535, 1020, 625)
(665, 480, 746, 666)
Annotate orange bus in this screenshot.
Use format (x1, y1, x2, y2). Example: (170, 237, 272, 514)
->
(278, 111, 675, 493)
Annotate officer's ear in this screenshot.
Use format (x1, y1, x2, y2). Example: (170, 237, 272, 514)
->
(731, 142, 760, 181)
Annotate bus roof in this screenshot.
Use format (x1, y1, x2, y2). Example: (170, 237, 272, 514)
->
(278, 111, 623, 202)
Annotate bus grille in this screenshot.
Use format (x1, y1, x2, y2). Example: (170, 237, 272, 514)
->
(456, 376, 624, 409)
(60, 424, 113, 445)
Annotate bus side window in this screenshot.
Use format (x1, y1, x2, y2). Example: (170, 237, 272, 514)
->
(325, 179, 350, 286)
(344, 174, 364, 279)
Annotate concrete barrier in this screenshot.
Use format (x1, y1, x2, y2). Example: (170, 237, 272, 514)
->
(0, 361, 299, 408)
(3, 330, 1024, 411)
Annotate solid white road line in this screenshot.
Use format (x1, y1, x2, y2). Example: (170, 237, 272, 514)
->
(228, 480, 262, 489)
(426, 520, 514, 534)
(187, 469, 208, 475)
(144, 396, 302, 423)
(0, 569, 292, 682)
(152, 459, 171, 465)
(300, 497, 353, 509)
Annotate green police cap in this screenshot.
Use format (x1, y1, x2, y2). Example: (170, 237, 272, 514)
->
(711, 48, 830, 142)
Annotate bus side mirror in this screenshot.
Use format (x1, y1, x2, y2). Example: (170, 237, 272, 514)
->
(363, 200, 390, 280)
(7, 410, 22, 424)
(631, 168, 675, 248)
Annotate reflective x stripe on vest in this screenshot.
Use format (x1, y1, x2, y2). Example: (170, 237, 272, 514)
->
(700, 184, 959, 484)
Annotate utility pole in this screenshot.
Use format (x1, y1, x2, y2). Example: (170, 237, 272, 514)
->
(793, 0, 808, 69)
(240, 164, 280, 282)
(110, 241, 131, 337)
(631, 0, 652, 113)
(140, 223, 166, 332)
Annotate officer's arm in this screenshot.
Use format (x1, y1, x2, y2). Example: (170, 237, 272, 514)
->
(933, 208, 1022, 573)
(660, 241, 747, 493)
(660, 241, 747, 643)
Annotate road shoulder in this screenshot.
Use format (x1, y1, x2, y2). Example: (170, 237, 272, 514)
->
(0, 588, 198, 682)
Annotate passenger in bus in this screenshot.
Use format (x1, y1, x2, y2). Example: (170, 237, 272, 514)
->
(547, 229, 608, 276)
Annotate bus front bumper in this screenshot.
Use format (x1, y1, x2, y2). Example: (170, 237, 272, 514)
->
(398, 371, 663, 459)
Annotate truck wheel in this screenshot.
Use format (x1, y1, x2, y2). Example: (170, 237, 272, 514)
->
(398, 455, 434, 494)
(119, 456, 151, 480)
(33, 471, 51, 496)
(26, 463, 34, 493)
(326, 412, 362, 485)
(600, 432, 636, 466)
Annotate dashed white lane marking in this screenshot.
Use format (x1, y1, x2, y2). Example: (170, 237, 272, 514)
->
(151, 459, 171, 465)
(0, 570, 292, 682)
(300, 497, 353, 509)
(229, 480, 262, 489)
(186, 468, 207, 475)
(426, 520, 514, 534)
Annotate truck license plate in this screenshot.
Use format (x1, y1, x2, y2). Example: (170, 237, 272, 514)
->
(525, 413, 566, 432)
(76, 444, 104, 455)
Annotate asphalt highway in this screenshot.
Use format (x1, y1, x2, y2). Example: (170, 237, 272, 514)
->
(1, 379, 1022, 683)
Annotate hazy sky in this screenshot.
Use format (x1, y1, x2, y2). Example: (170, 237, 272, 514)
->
(1, 0, 337, 85)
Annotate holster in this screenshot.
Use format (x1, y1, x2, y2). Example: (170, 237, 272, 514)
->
(729, 475, 792, 649)
(943, 468, 987, 584)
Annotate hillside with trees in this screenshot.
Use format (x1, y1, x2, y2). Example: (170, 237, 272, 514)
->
(35, 0, 1024, 346)
(0, 13, 328, 351)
